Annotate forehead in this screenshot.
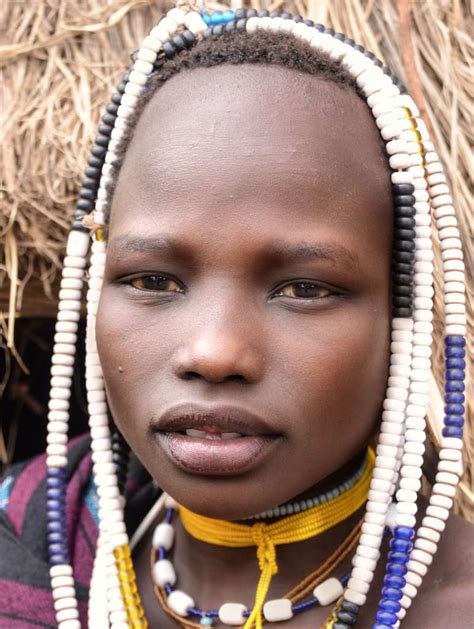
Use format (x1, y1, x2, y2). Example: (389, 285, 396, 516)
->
(110, 63, 391, 251)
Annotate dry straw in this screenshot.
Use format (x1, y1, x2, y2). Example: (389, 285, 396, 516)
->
(0, 0, 472, 519)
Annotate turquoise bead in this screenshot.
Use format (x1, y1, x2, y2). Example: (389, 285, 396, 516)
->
(200, 617, 213, 626)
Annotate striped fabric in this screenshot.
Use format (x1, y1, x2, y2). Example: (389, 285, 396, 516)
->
(0, 434, 157, 628)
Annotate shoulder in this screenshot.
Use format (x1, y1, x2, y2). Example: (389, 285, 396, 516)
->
(402, 511, 474, 628)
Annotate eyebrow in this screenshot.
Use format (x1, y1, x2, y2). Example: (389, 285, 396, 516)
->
(107, 235, 358, 270)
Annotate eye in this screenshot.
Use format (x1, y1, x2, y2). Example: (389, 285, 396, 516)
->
(129, 275, 184, 293)
(273, 281, 332, 299)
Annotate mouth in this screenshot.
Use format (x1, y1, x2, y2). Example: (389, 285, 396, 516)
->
(152, 405, 282, 476)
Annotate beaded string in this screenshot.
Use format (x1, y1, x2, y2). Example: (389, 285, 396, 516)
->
(44, 7, 466, 628)
(151, 507, 365, 628)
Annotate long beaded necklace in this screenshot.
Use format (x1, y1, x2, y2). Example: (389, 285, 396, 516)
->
(147, 450, 374, 628)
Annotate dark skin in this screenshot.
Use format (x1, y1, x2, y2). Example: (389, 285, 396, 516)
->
(96, 65, 473, 627)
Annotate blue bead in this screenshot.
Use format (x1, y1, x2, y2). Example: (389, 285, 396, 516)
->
(388, 551, 409, 564)
(47, 521, 67, 534)
(446, 369, 465, 381)
(381, 587, 403, 601)
(47, 511, 66, 523)
(380, 598, 402, 613)
(376, 610, 398, 625)
(390, 538, 413, 553)
(48, 542, 68, 556)
(394, 526, 415, 540)
(223, 10, 235, 20)
(445, 380, 465, 392)
(47, 499, 65, 510)
(46, 477, 64, 489)
(202, 13, 212, 25)
(165, 583, 173, 595)
(444, 415, 464, 427)
(384, 574, 406, 589)
(387, 562, 408, 576)
(446, 358, 465, 369)
(445, 403, 464, 415)
(445, 392, 465, 404)
(200, 618, 214, 627)
(445, 335, 466, 347)
(46, 487, 64, 499)
(159, 547, 166, 560)
(47, 532, 64, 543)
(47, 467, 67, 478)
(442, 427, 463, 438)
(445, 346, 465, 358)
(49, 554, 69, 566)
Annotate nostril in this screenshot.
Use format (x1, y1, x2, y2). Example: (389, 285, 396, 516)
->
(182, 371, 247, 384)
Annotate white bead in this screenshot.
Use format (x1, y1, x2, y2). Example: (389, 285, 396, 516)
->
(167, 590, 194, 617)
(389, 365, 410, 378)
(47, 455, 68, 467)
(422, 515, 446, 533)
(353, 554, 377, 571)
(57, 310, 81, 323)
(397, 513, 417, 527)
(440, 437, 463, 451)
(380, 422, 404, 435)
(383, 399, 405, 412)
(362, 522, 385, 536)
(404, 430, 425, 444)
(437, 459, 463, 475)
(48, 420, 68, 434)
(399, 477, 421, 492)
(407, 559, 428, 577)
(57, 621, 81, 629)
(164, 494, 178, 509)
(128, 68, 149, 85)
(66, 231, 89, 257)
(439, 449, 462, 462)
(372, 467, 395, 482)
(56, 609, 79, 622)
(392, 353, 411, 365)
(50, 565, 73, 579)
(400, 465, 423, 479)
(405, 572, 422, 589)
(263, 598, 293, 622)
(133, 59, 153, 75)
(426, 505, 449, 521)
(415, 537, 437, 554)
(435, 471, 459, 486)
(52, 586, 76, 600)
(167, 7, 186, 24)
(357, 545, 380, 560)
(152, 559, 176, 588)
(404, 441, 425, 455)
(54, 596, 77, 611)
(359, 533, 382, 549)
(431, 494, 453, 510)
(396, 489, 418, 503)
(382, 410, 404, 423)
(152, 523, 175, 551)
(137, 47, 157, 64)
(47, 432, 68, 445)
(184, 12, 207, 35)
(368, 489, 390, 504)
(218, 602, 248, 625)
(347, 576, 370, 594)
(344, 588, 366, 606)
(313, 577, 344, 605)
(389, 153, 412, 170)
(417, 525, 440, 544)
(443, 258, 464, 271)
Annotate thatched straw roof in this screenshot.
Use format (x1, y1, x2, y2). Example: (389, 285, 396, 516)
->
(1, 1, 472, 519)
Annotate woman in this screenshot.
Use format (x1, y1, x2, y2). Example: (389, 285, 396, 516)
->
(0, 6, 471, 628)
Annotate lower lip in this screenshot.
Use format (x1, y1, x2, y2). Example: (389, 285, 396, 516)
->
(156, 432, 280, 475)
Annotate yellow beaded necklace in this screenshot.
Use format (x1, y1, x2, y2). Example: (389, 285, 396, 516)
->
(179, 448, 374, 629)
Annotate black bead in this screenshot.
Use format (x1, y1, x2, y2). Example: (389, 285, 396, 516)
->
(224, 20, 236, 32)
(394, 205, 416, 217)
(102, 112, 116, 126)
(236, 18, 247, 30)
(245, 8, 257, 17)
(79, 188, 96, 200)
(163, 41, 177, 58)
(281, 12, 292, 19)
(341, 601, 360, 614)
(257, 9, 269, 17)
(82, 177, 99, 191)
(234, 8, 246, 19)
(393, 296, 412, 307)
(73, 210, 88, 221)
(116, 81, 126, 94)
(394, 239, 416, 252)
(394, 228, 416, 240)
(154, 57, 165, 69)
(344, 38, 355, 46)
(333, 623, 351, 629)
(393, 262, 413, 274)
(393, 307, 412, 317)
(71, 221, 90, 233)
(270, 10, 281, 17)
(171, 34, 186, 52)
(91, 144, 106, 158)
(111, 92, 122, 105)
(325, 27, 335, 35)
(395, 217, 416, 229)
(76, 198, 94, 212)
(122, 71, 130, 83)
(106, 102, 119, 115)
(392, 273, 413, 286)
(292, 15, 303, 23)
(393, 250, 415, 263)
(98, 123, 113, 136)
(304, 19, 315, 27)
(394, 194, 416, 206)
(88, 155, 103, 168)
(392, 183, 415, 195)
(334, 32, 345, 41)
(354, 44, 364, 52)
(382, 65, 391, 75)
(393, 285, 412, 297)
(315, 23, 325, 32)
(212, 24, 225, 37)
(94, 134, 110, 148)
(85, 166, 101, 179)
(373, 57, 383, 67)
(181, 30, 196, 47)
(364, 50, 376, 60)
(336, 609, 358, 625)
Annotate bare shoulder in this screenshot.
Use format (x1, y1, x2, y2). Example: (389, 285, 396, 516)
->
(402, 512, 474, 628)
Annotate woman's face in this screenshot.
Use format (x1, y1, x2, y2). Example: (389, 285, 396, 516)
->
(96, 64, 393, 520)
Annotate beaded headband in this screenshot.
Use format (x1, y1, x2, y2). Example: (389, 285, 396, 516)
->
(45, 7, 466, 628)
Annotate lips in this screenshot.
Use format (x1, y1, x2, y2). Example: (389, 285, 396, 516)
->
(152, 404, 282, 475)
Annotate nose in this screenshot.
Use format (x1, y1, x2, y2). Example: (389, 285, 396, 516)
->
(172, 318, 264, 385)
